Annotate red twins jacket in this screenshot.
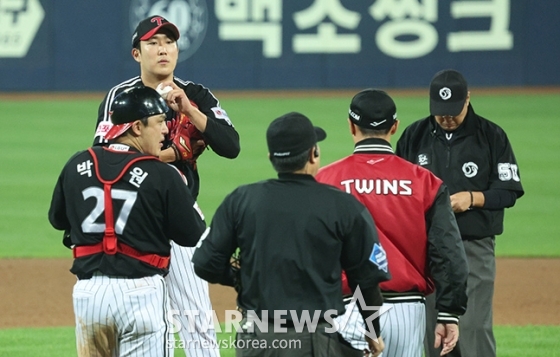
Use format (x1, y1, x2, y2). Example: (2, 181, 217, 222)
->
(317, 138, 467, 318)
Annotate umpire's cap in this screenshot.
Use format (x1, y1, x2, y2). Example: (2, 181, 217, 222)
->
(267, 112, 326, 158)
(430, 69, 468, 116)
(105, 86, 169, 140)
(132, 15, 180, 48)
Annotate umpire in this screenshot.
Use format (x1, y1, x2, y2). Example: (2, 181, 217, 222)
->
(396, 69, 525, 357)
(192, 112, 391, 357)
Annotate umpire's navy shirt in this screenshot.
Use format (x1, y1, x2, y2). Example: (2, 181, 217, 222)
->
(192, 173, 391, 319)
(396, 104, 524, 239)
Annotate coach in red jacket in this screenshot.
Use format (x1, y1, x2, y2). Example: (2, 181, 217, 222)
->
(316, 89, 468, 357)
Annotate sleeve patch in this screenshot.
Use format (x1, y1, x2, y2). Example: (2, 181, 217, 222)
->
(211, 107, 233, 126)
(497, 163, 520, 182)
(369, 243, 388, 273)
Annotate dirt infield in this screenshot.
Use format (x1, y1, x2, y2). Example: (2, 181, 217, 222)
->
(0, 258, 558, 329)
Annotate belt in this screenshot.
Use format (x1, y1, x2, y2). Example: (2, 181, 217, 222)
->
(343, 292, 425, 304)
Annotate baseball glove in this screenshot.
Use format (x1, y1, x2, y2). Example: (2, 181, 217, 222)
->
(170, 111, 207, 167)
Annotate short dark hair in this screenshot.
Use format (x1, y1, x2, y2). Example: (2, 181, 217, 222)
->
(270, 149, 310, 173)
(356, 125, 391, 137)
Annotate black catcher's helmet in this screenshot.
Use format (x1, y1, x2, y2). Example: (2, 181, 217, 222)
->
(105, 86, 169, 140)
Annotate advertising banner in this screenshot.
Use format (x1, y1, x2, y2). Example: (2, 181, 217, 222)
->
(0, 0, 558, 91)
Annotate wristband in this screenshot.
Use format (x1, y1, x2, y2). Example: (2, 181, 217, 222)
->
(468, 191, 474, 210)
(171, 144, 181, 162)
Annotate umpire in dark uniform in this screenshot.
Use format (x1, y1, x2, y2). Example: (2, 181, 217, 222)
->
(192, 112, 391, 357)
(396, 69, 524, 357)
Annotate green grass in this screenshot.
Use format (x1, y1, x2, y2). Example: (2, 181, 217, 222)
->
(494, 325, 560, 357)
(0, 326, 236, 357)
(0, 91, 559, 257)
(0, 325, 558, 356)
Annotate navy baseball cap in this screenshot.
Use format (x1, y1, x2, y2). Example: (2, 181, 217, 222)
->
(349, 89, 397, 130)
(132, 15, 180, 48)
(267, 112, 326, 158)
(430, 69, 468, 116)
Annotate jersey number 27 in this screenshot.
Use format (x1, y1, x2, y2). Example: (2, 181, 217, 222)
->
(81, 187, 137, 234)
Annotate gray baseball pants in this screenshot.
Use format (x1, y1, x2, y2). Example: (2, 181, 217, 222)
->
(424, 236, 496, 357)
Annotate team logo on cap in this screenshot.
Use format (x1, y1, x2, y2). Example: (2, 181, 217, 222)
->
(439, 87, 452, 100)
(129, 0, 208, 62)
(370, 119, 387, 127)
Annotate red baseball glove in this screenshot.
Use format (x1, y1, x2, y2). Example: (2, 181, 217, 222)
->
(170, 111, 206, 166)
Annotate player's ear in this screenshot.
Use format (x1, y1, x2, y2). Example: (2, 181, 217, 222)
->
(132, 48, 141, 63)
(348, 119, 357, 136)
(309, 146, 319, 164)
(130, 120, 143, 136)
(390, 120, 399, 135)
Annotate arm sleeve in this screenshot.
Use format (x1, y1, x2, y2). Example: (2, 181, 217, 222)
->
(395, 125, 417, 163)
(395, 129, 408, 159)
(356, 285, 384, 338)
(186, 84, 240, 158)
(192, 192, 238, 285)
(487, 128, 524, 198)
(203, 116, 240, 159)
(48, 171, 70, 231)
(48, 152, 84, 232)
(163, 168, 206, 247)
(342, 205, 390, 336)
(426, 184, 468, 323)
(482, 189, 518, 210)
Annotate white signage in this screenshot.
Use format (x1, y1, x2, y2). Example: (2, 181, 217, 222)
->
(215, 0, 514, 59)
(0, 0, 45, 58)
